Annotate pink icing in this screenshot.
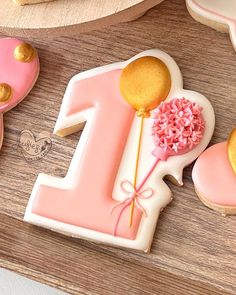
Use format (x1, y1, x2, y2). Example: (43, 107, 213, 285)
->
(152, 98, 205, 158)
(0, 38, 39, 150)
(192, 142, 236, 206)
(112, 180, 154, 236)
(32, 69, 143, 239)
(112, 98, 205, 235)
(0, 38, 39, 113)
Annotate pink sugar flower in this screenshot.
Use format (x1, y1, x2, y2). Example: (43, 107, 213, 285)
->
(152, 98, 205, 158)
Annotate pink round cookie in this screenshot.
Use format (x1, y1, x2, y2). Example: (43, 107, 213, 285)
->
(192, 138, 236, 215)
(0, 38, 40, 150)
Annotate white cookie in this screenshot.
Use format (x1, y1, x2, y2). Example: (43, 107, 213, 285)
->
(186, 0, 236, 51)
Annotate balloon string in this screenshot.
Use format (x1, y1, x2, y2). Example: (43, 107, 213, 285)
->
(129, 116, 144, 227)
(136, 157, 160, 193)
(111, 156, 160, 236)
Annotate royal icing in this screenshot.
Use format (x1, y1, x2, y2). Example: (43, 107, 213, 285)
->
(0, 38, 39, 150)
(192, 131, 236, 213)
(25, 50, 215, 252)
(186, 0, 236, 51)
(152, 98, 205, 157)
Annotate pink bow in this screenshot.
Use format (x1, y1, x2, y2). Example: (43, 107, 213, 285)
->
(111, 180, 154, 236)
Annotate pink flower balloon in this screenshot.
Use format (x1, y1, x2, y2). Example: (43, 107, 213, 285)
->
(152, 97, 205, 160)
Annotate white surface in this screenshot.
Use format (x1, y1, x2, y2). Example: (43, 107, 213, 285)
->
(0, 268, 68, 295)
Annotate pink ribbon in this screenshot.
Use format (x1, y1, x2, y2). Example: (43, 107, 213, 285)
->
(111, 180, 154, 236)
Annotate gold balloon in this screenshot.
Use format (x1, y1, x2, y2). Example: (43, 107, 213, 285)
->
(228, 127, 236, 175)
(14, 43, 36, 63)
(0, 83, 12, 103)
(120, 56, 171, 117)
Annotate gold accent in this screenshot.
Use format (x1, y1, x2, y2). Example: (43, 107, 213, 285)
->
(129, 116, 144, 227)
(136, 108, 150, 118)
(120, 56, 171, 227)
(120, 56, 171, 114)
(228, 127, 236, 175)
(14, 43, 36, 63)
(0, 83, 12, 103)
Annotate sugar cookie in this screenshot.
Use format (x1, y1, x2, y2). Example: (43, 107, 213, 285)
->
(193, 128, 236, 215)
(186, 0, 236, 51)
(0, 38, 40, 151)
(25, 50, 215, 252)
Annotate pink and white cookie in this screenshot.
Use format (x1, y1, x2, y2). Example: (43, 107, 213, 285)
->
(193, 128, 236, 215)
(25, 50, 215, 252)
(0, 38, 40, 151)
(186, 0, 236, 51)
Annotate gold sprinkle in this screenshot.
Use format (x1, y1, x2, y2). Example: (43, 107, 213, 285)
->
(14, 43, 36, 63)
(0, 83, 12, 103)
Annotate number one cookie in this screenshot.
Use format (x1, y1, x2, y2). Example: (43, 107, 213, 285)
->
(0, 38, 39, 150)
(25, 50, 215, 252)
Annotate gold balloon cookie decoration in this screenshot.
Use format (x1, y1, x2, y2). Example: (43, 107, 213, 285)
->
(120, 56, 171, 117)
(228, 127, 236, 176)
(120, 56, 171, 225)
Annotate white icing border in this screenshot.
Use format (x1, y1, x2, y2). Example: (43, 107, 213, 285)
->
(186, 0, 236, 51)
(25, 50, 215, 252)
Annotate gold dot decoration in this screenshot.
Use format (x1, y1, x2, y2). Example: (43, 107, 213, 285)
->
(0, 83, 12, 103)
(14, 43, 36, 63)
(228, 127, 236, 176)
(120, 56, 171, 117)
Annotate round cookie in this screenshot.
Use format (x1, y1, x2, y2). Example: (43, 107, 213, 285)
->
(0, 38, 40, 151)
(192, 128, 236, 215)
